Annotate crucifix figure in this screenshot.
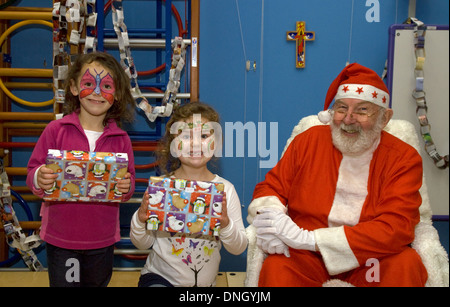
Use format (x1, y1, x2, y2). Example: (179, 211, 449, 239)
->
(286, 21, 315, 68)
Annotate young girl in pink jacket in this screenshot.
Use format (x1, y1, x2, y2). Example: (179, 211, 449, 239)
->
(27, 52, 136, 287)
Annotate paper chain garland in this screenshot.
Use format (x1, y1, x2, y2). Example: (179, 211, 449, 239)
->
(1, 159, 43, 271)
(111, 0, 186, 122)
(409, 17, 448, 169)
(52, 0, 98, 105)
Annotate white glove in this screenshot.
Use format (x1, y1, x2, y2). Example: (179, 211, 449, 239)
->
(253, 208, 316, 252)
(256, 232, 291, 257)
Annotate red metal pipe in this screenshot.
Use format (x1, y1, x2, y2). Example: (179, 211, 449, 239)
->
(145, 87, 164, 93)
(135, 178, 149, 183)
(135, 162, 159, 170)
(104, 0, 186, 37)
(138, 64, 166, 77)
(0, 142, 35, 148)
(119, 254, 148, 260)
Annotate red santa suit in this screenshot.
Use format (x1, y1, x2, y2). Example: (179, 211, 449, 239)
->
(250, 125, 428, 286)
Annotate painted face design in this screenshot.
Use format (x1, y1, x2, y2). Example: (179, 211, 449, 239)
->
(173, 127, 215, 158)
(79, 68, 115, 105)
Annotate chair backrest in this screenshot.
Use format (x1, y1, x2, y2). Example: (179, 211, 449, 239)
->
(281, 115, 432, 222)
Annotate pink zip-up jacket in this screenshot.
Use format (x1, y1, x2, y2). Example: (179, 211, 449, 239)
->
(26, 111, 135, 250)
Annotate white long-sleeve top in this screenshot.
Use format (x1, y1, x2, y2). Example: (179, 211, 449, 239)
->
(130, 175, 247, 287)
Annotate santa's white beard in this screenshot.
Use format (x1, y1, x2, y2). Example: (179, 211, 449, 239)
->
(331, 118, 383, 155)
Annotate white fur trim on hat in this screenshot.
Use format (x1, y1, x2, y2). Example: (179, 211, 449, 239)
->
(334, 83, 389, 108)
(318, 110, 332, 124)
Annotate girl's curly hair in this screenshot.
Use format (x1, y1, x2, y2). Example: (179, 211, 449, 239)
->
(156, 102, 220, 175)
(62, 52, 135, 127)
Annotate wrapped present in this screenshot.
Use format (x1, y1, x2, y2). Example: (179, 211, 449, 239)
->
(43, 149, 128, 202)
(146, 176, 224, 236)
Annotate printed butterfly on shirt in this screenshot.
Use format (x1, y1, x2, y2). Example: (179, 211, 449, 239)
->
(204, 246, 214, 256)
(182, 254, 192, 266)
(189, 239, 199, 249)
(171, 244, 184, 256)
(176, 235, 186, 244)
(79, 68, 116, 105)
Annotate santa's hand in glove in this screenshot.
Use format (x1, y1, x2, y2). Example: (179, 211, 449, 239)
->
(255, 231, 291, 257)
(253, 208, 317, 252)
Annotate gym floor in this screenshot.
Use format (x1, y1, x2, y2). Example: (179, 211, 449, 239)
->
(0, 270, 246, 287)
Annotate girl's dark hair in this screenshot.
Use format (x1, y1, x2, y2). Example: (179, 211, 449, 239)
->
(62, 52, 135, 127)
(156, 102, 220, 175)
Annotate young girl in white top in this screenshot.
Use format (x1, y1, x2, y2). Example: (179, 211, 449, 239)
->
(130, 102, 247, 287)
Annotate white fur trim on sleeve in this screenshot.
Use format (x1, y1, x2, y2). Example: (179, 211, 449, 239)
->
(247, 196, 287, 224)
(314, 226, 359, 276)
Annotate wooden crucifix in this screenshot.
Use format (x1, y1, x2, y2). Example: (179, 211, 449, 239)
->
(286, 21, 315, 68)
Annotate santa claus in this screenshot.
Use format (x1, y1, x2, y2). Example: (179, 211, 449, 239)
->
(249, 63, 427, 287)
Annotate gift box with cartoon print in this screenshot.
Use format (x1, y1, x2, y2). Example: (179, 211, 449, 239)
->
(43, 149, 128, 202)
(146, 176, 224, 236)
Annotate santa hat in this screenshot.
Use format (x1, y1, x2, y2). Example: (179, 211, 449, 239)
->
(318, 63, 390, 124)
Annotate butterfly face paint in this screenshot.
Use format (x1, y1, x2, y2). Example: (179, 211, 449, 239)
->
(79, 68, 116, 105)
(170, 124, 215, 158)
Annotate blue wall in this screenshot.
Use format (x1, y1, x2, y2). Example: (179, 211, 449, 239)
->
(3, 0, 448, 273)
